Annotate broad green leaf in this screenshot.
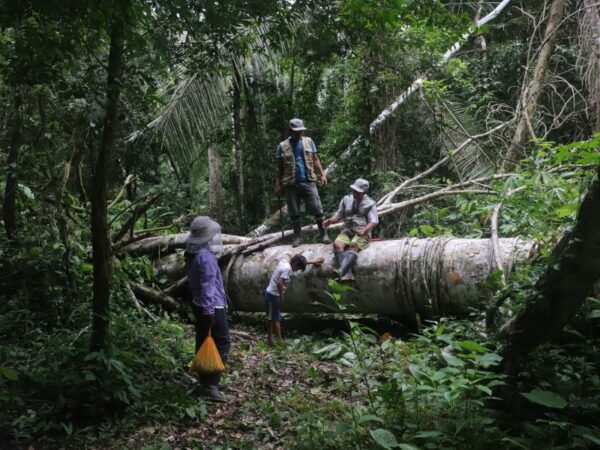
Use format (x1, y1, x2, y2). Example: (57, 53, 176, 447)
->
(358, 414, 384, 425)
(475, 384, 492, 396)
(398, 444, 420, 450)
(521, 389, 567, 409)
(419, 224, 434, 235)
(0, 366, 19, 381)
(587, 310, 600, 319)
(441, 350, 464, 367)
(457, 340, 488, 353)
(582, 433, 600, 446)
(555, 202, 577, 218)
(434, 324, 446, 337)
(415, 430, 444, 439)
(370, 428, 399, 449)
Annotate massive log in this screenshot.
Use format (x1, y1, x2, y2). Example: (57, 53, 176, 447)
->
(119, 232, 251, 257)
(226, 238, 534, 318)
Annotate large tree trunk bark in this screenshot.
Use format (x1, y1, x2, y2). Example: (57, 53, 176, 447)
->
(579, 0, 600, 131)
(207, 144, 224, 222)
(3, 90, 23, 241)
(210, 238, 533, 317)
(499, 168, 600, 371)
(502, 0, 566, 171)
(90, 6, 128, 352)
(232, 65, 244, 223)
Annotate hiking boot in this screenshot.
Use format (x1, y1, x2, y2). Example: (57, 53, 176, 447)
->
(292, 218, 302, 247)
(317, 219, 331, 244)
(339, 251, 358, 281)
(334, 250, 343, 269)
(199, 385, 226, 403)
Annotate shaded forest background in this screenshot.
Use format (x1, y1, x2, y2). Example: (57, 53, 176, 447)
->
(0, 0, 599, 448)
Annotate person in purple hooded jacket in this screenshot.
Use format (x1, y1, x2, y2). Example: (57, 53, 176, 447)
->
(185, 216, 230, 402)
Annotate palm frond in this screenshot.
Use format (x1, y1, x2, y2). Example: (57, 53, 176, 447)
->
(430, 98, 498, 180)
(151, 16, 298, 172)
(150, 73, 231, 170)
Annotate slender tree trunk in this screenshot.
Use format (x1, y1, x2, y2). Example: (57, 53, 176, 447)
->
(90, 6, 129, 352)
(289, 61, 295, 115)
(232, 65, 244, 223)
(580, 0, 600, 131)
(207, 144, 223, 222)
(502, 0, 566, 171)
(3, 90, 23, 241)
(499, 167, 600, 372)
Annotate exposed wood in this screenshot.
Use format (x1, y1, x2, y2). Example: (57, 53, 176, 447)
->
(125, 282, 156, 321)
(130, 282, 182, 312)
(111, 193, 162, 243)
(499, 167, 600, 372)
(226, 238, 534, 317)
(108, 174, 136, 210)
(378, 121, 512, 206)
(119, 232, 252, 257)
(490, 203, 507, 285)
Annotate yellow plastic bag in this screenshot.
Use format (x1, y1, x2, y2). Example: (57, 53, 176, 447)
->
(189, 329, 226, 375)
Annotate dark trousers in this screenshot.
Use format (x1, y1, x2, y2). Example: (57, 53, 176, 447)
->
(284, 182, 324, 218)
(193, 307, 230, 387)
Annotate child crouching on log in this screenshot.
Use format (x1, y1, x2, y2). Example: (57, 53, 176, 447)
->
(264, 254, 324, 345)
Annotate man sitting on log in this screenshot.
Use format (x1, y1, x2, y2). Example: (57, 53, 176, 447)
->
(323, 178, 379, 281)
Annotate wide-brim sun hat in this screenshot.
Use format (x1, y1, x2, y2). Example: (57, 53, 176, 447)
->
(186, 216, 221, 249)
(289, 118, 307, 131)
(350, 178, 369, 193)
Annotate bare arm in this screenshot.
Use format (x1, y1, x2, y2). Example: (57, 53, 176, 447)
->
(313, 153, 328, 187)
(306, 257, 325, 265)
(277, 278, 286, 304)
(356, 221, 377, 236)
(323, 213, 342, 229)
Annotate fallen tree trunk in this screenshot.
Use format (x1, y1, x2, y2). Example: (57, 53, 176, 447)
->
(225, 238, 534, 318)
(119, 232, 251, 257)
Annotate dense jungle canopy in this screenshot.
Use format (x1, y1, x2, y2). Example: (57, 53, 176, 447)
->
(1, 0, 599, 448)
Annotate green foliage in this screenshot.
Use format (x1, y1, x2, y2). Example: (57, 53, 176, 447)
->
(522, 389, 568, 409)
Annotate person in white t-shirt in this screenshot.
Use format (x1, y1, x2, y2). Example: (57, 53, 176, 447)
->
(264, 254, 324, 345)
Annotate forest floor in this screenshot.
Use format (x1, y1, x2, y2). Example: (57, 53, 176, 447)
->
(110, 318, 360, 450)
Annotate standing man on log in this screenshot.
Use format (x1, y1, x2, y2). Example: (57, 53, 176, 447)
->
(274, 118, 330, 247)
(323, 178, 378, 281)
(184, 216, 230, 402)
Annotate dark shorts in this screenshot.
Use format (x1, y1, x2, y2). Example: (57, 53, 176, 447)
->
(284, 181, 323, 218)
(264, 291, 282, 321)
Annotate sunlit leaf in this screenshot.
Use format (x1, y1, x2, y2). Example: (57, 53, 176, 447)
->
(521, 389, 567, 409)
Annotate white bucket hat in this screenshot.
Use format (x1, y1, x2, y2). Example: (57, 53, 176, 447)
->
(289, 118, 307, 131)
(350, 178, 369, 193)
